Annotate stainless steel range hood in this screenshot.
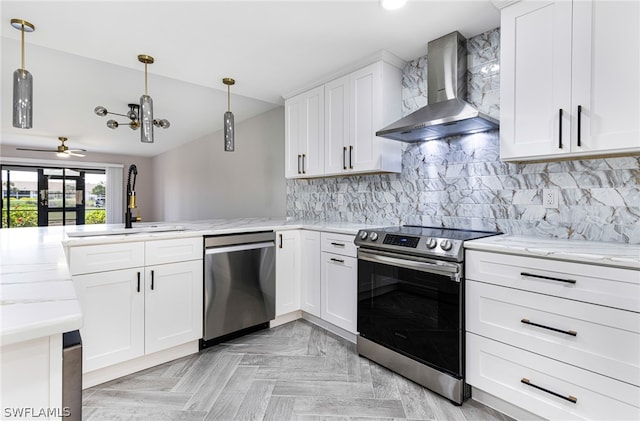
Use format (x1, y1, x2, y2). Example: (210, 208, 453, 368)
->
(376, 31, 499, 142)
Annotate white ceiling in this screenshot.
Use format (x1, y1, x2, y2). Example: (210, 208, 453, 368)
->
(1, 0, 500, 157)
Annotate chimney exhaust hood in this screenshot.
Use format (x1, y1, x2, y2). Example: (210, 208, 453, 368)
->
(376, 31, 499, 142)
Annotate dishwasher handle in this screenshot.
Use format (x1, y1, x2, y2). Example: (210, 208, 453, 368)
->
(205, 241, 274, 255)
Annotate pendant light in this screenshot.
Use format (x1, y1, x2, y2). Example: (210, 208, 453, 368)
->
(223, 77, 235, 152)
(11, 18, 35, 129)
(139, 54, 156, 143)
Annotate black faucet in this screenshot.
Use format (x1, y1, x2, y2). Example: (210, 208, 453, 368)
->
(125, 164, 138, 229)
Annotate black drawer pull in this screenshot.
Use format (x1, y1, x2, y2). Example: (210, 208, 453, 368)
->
(521, 318, 577, 337)
(330, 242, 345, 247)
(521, 272, 576, 284)
(330, 258, 344, 264)
(521, 378, 577, 404)
(279, 234, 283, 249)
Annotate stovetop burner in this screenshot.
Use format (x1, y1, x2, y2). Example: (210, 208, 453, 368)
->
(354, 225, 501, 262)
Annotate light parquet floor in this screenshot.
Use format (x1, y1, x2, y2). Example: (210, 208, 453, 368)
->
(82, 319, 513, 421)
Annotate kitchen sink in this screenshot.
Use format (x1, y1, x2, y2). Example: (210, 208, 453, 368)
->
(66, 225, 187, 237)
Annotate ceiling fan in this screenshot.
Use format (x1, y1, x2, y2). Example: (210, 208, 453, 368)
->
(17, 137, 86, 158)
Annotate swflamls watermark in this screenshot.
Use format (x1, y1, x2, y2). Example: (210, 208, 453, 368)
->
(2, 407, 71, 418)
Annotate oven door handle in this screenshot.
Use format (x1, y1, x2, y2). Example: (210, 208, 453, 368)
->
(358, 249, 461, 280)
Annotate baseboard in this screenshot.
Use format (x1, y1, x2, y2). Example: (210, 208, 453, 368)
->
(82, 340, 199, 389)
(301, 312, 356, 343)
(471, 387, 545, 421)
(269, 310, 302, 328)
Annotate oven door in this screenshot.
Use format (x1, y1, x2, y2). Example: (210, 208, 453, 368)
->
(357, 248, 463, 378)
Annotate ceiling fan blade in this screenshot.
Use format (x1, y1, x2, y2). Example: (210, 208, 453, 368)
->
(69, 148, 87, 152)
(16, 147, 57, 152)
(67, 151, 86, 157)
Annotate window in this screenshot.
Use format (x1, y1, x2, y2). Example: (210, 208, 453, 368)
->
(1, 165, 106, 228)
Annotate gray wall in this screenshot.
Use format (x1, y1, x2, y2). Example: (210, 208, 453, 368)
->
(286, 28, 640, 243)
(152, 106, 286, 222)
(0, 145, 154, 222)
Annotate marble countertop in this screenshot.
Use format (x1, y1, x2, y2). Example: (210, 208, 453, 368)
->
(465, 234, 640, 270)
(1, 218, 376, 346)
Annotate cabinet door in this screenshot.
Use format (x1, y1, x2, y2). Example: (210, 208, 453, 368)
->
(299, 231, 321, 317)
(324, 75, 350, 175)
(500, 1, 573, 160)
(321, 253, 357, 333)
(571, 0, 640, 154)
(275, 230, 300, 316)
(75, 269, 144, 372)
(300, 86, 325, 177)
(145, 260, 203, 354)
(285, 96, 302, 178)
(350, 62, 383, 171)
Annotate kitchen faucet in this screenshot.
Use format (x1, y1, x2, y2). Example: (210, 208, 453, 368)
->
(125, 164, 139, 228)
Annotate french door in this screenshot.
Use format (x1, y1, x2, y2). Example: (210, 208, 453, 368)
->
(37, 168, 85, 226)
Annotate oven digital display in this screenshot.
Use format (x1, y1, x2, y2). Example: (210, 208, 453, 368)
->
(383, 234, 420, 248)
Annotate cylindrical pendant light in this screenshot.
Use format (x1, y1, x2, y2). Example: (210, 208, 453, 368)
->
(223, 78, 235, 152)
(138, 54, 155, 143)
(11, 19, 35, 129)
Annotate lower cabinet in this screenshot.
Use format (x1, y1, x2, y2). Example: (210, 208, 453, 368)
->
(320, 252, 357, 333)
(69, 237, 203, 375)
(299, 230, 321, 317)
(275, 230, 300, 316)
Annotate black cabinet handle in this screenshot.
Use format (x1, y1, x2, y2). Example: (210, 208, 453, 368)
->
(137, 272, 141, 293)
(521, 318, 577, 336)
(521, 272, 576, 284)
(558, 108, 563, 149)
(151, 270, 155, 290)
(521, 378, 577, 404)
(297, 154, 302, 174)
(349, 145, 353, 169)
(302, 153, 306, 174)
(330, 258, 344, 264)
(330, 242, 345, 248)
(343, 146, 347, 170)
(577, 105, 582, 147)
(279, 233, 283, 249)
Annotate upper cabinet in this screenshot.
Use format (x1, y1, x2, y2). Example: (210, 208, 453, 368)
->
(500, 0, 640, 161)
(286, 58, 403, 178)
(285, 86, 325, 178)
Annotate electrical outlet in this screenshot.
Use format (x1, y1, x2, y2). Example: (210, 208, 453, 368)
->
(543, 189, 559, 209)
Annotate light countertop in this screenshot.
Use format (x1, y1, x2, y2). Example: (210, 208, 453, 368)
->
(1, 218, 376, 346)
(465, 234, 640, 270)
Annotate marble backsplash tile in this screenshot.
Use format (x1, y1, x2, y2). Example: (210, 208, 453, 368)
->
(286, 28, 640, 243)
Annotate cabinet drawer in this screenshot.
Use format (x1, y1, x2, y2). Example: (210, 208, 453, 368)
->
(69, 242, 144, 275)
(466, 250, 640, 312)
(145, 237, 203, 266)
(467, 280, 640, 386)
(466, 333, 640, 420)
(321, 232, 357, 257)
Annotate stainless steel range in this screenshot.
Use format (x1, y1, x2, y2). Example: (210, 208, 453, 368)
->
(354, 225, 500, 405)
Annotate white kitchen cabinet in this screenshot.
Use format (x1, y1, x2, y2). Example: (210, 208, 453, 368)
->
(500, 0, 640, 161)
(285, 86, 325, 178)
(69, 237, 203, 376)
(465, 249, 640, 420)
(324, 61, 403, 176)
(145, 260, 203, 355)
(299, 230, 321, 317)
(75, 269, 145, 372)
(275, 230, 300, 316)
(320, 232, 358, 333)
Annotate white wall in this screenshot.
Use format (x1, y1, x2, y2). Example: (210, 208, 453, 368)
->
(152, 107, 286, 222)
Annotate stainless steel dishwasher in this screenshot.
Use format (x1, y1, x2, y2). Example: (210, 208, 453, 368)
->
(202, 231, 276, 348)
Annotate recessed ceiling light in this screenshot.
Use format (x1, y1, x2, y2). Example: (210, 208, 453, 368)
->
(381, 0, 407, 10)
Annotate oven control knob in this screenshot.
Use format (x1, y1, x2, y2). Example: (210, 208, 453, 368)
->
(425, 237, 437, 249)
(440, 239, 453, 251)
(370, 232, 378, 241)
(359, 231, 368, 240)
